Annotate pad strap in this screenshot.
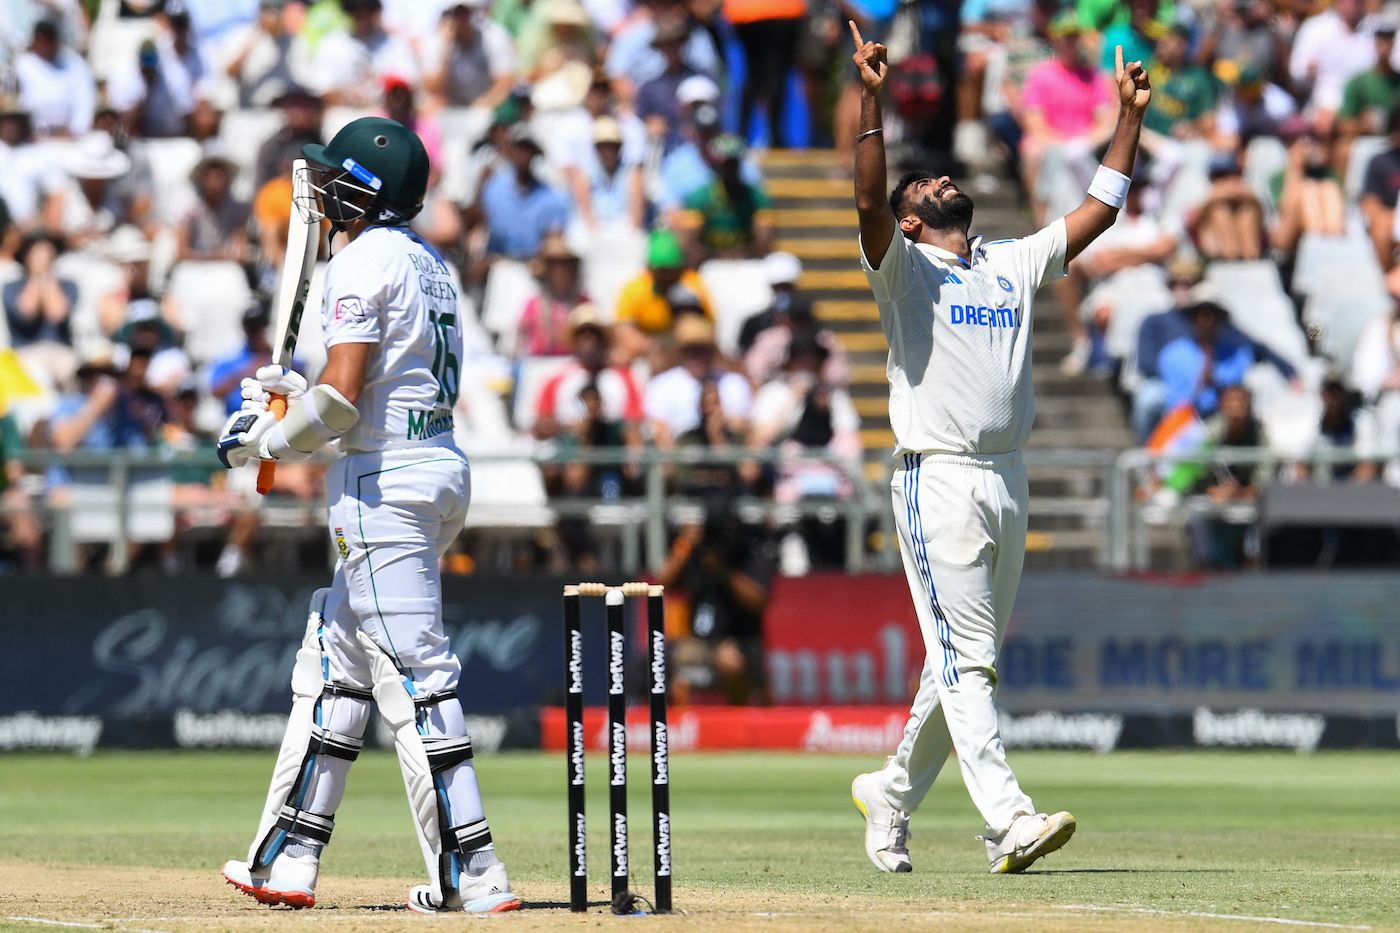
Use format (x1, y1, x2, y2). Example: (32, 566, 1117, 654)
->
(308, 723, 364, 762)
(450, 819, 493, 854)
(323, 683, 374, 701)
(412, 689, 458, 708)
(275, 804, 335, 845)
(424, 735, 475, 774)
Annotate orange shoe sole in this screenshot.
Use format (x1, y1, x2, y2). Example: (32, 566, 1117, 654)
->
(223, 869, 315, 909)
(406, 894, 523, 914)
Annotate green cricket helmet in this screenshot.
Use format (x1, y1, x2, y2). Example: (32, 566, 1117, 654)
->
(302, 116, 428, 227)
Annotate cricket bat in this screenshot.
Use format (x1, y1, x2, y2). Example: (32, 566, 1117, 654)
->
(256, 158, 319, 496)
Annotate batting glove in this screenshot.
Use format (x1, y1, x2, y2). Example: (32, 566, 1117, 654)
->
(241, 365, 309, 408)
(217, 407, 279, 469)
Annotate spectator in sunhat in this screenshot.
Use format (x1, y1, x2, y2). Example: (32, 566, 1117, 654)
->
(1143, 24, 1219, 142)
(54, 131, 137, 248)
(636, 14, 704, 145)
(479, 124, 572, 261)
(1214, 60, 1297, 150)
(176, 154, 251, 262)
(573, 115, 646, 231)
(518, 235, 593, 357)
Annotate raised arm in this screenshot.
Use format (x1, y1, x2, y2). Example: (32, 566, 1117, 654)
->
(1063, 46, 1152, 262)
(849, 21, 896, 269)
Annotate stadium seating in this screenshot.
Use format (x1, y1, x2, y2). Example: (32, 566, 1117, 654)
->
(218, 108, 285, 201)
(141, 137, 201, 225)
(168, 261, 253, 364)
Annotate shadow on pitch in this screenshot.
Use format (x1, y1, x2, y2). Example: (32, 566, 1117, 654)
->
(363, 900, 583, 911)
(1022, 868, 1233, 875)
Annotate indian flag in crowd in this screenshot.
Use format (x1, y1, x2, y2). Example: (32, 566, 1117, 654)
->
(1147, 403, 1213, 494)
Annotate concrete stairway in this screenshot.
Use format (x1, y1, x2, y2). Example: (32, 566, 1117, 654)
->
(760, 149, 1171, 570)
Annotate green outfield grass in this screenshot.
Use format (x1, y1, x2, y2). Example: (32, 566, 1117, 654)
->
(0, 749, 1397, 929)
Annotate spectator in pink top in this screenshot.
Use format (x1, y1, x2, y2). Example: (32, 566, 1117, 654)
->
(1018, 13, 1116, 221)
(517, 235, 591, 357)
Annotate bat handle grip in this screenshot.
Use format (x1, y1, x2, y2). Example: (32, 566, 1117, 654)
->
(255, 394, 289, 496)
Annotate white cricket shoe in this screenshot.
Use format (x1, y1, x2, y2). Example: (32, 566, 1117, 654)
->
(851, 771, 912, 873)
(221, 851, 319, 908)
(406, 863, 521, 914)
(984, 811, 1076, 874)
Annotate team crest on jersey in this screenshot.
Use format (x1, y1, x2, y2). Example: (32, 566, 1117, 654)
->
(334, 297, 365, 322)
(997, 275, 1015, 294)
(334, 527, 350, 559)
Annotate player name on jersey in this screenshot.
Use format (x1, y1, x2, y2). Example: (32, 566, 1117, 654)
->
(407, 253, 458, 301)
(406, 408, 454, 441)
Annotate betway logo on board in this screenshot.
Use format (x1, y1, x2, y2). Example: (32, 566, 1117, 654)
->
(769, 624, 913, 704)
(174, 710, 286, 747)
(0, 713, 102, 754)
(1193, 707, 1326, 752)
(998, 712, 1124, 753)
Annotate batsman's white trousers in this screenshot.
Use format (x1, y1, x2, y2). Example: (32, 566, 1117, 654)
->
(880, 450, 1034, 837)
(301, 442, 486, 827)
(320, 443, 469, 693)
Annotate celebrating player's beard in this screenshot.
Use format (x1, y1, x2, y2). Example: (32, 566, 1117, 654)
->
(913, 188, 975, 233)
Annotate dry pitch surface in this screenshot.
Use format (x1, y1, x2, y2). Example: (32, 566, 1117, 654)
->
(1, 750, 1396, 932)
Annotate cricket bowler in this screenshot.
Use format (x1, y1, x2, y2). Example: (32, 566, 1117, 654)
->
(846, 23, 1151, 874)
(215, 117, 520, 913)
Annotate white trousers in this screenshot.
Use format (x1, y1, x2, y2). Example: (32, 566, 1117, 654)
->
(298, 444, 489, 839)
(880, 450, 1033, 837)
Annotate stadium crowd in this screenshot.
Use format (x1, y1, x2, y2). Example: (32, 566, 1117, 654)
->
(949, 0, 1400, 565)
(0, 0, 881, 590)
(0, 0, 1399, 607)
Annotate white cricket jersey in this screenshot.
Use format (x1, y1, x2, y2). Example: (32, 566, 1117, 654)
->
(859, 219, 1068, 456)
(321, 224, 462, 453)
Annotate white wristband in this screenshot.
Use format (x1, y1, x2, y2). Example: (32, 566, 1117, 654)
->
(1088, 165, 1132, 209)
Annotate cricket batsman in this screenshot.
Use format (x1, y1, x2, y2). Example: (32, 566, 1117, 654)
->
(846, 23, 1150, 874)
(215, 117, 520, 913)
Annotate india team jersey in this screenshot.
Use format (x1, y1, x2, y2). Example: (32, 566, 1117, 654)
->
(859, 219, 1067, 456)
(321, 224, 462, 453)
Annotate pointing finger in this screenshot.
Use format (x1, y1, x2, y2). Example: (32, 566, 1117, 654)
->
(1115, 44, 1124, 79)
(848, 19, 865, 49)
